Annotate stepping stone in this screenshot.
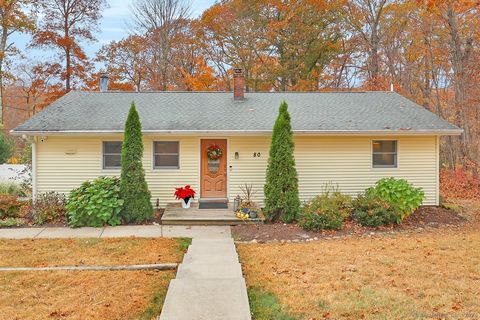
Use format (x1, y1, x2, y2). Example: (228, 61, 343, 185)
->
(177, 262, 243, 279)
(159, 278, 251, 320)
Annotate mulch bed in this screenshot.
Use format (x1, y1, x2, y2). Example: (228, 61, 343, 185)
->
(1, 208, 166, 228)
(232, 206, 468, 242)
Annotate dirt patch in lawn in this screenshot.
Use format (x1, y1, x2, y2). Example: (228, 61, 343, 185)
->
(237, 220, 480, 319)
(232, 205, 467, 242)
(0, 237, 187, 320)
(0, 237, 185, 267)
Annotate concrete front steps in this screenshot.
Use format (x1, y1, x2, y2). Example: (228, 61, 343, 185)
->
(161, 203, 265, 226)
(159, 238, 251, 320)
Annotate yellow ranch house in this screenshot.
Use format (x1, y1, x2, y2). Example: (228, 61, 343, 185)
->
(12, 71, 462, 208)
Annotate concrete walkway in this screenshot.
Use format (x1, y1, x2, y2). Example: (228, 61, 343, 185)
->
(0, 225, 231, 239)
(160, 237, 251, 320)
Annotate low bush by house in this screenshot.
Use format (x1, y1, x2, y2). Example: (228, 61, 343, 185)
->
(363, 177, 425, 224)
(299, 189, 352, 231)
(66, 176, 123, 228)
(352, 193, 397, 227)
(0, 181, 23, 197)
(33, 192, 67, 225)
(298, 178, 425, 231)
(0, 195, 23, 219)
(0, 194, 31, 227)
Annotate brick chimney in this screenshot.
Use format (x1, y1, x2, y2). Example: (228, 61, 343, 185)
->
(233, 68, 245, 101)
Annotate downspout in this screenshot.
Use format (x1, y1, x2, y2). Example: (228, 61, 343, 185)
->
(31, 139, 37, 201)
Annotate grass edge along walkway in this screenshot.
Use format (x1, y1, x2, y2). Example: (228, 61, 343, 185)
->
(248, 286, 299, 320)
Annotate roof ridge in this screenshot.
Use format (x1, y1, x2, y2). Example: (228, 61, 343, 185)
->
(72, 90, 392, 94)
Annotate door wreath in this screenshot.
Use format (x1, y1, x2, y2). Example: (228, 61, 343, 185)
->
(207, 144, 223, 160)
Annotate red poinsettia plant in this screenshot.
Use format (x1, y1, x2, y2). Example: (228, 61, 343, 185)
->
(174, 185, 196, 203)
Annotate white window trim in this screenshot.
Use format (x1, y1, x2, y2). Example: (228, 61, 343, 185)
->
(372, 140, 398, 169)
(152, 140, 180, 170)
(102, 141, 122, 170)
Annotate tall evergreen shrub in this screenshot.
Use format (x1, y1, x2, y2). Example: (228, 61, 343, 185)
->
(264, 101, 300, 222)
(120, 103, 153, 223)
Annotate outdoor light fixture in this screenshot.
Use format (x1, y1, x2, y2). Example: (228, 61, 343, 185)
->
(235, 152, 239, 159)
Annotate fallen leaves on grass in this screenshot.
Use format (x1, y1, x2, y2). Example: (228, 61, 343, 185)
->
(0, 237, 184, 267)
(0, 270, 175, 320)
(237, 222, 480, 319)
(440, 168, 480, 200)
(0, 237, 186, 319)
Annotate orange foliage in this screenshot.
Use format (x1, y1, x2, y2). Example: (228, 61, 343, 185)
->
(180, 58, 217, 91)
(440, 168, 480, 201)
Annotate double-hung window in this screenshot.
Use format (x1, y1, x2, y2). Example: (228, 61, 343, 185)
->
(103, 141, 122, 169)
(372, 140, 397, 168)
(154, 141, 179, 169)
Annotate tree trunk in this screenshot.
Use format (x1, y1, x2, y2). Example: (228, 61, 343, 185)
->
(64, 15, 71, 93)
(445, 4, 472, 172)
(0, 23, 9, 124)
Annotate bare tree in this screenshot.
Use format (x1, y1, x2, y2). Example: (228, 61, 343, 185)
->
(130, 0, 191, 90)
(346, 0, 390, 88)
(131, 0, 191, 31)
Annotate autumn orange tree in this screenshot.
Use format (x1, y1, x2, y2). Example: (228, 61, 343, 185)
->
(0, 0, 35, 120)
(97, 35, 148, 92)
(200, 0, 265, 91)
(5, 0, 479, 177)
(32, 0, 107, 93)
(14, 61, 63, 113)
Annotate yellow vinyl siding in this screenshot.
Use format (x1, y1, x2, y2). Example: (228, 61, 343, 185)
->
(228, 135, 438, 205)
(228, 136, 271, 205)
(35, 135, 439, 207)
(36, 136, 199, 207)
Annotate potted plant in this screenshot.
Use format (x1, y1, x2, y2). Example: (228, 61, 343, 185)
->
(235, 184, 260, 220)
(174, 185, 196, 209)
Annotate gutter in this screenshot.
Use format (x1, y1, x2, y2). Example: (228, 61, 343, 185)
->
(11, 129, 464, 137)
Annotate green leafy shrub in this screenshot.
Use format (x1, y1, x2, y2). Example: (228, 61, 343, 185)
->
(120, 103, 153, 223)
(264, 102, 300, 223)
(0, 195, 22, 219)
(0, 130, 13, 164)
(0, 217, 22, 227)
(365, 177, 425, 223)
(66, 176, 123, 228)
(0, 181, 23, 196)
(33, 192, 67, 225)
(352, 193, 397, 227)
(299, 188, 352, 231)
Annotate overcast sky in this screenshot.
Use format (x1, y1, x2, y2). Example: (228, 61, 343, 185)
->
(11, 0, 217, 61)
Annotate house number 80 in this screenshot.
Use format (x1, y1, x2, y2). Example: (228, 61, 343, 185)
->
(253, 152, 261, 157)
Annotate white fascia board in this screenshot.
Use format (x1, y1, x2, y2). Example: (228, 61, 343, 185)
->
(10, 129, 464, 137)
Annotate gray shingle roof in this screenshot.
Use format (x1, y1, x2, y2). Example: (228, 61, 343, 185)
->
(12, 91, 461, 135)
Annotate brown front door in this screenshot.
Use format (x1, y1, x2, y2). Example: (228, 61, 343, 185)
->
(201, 139, 227, 198)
